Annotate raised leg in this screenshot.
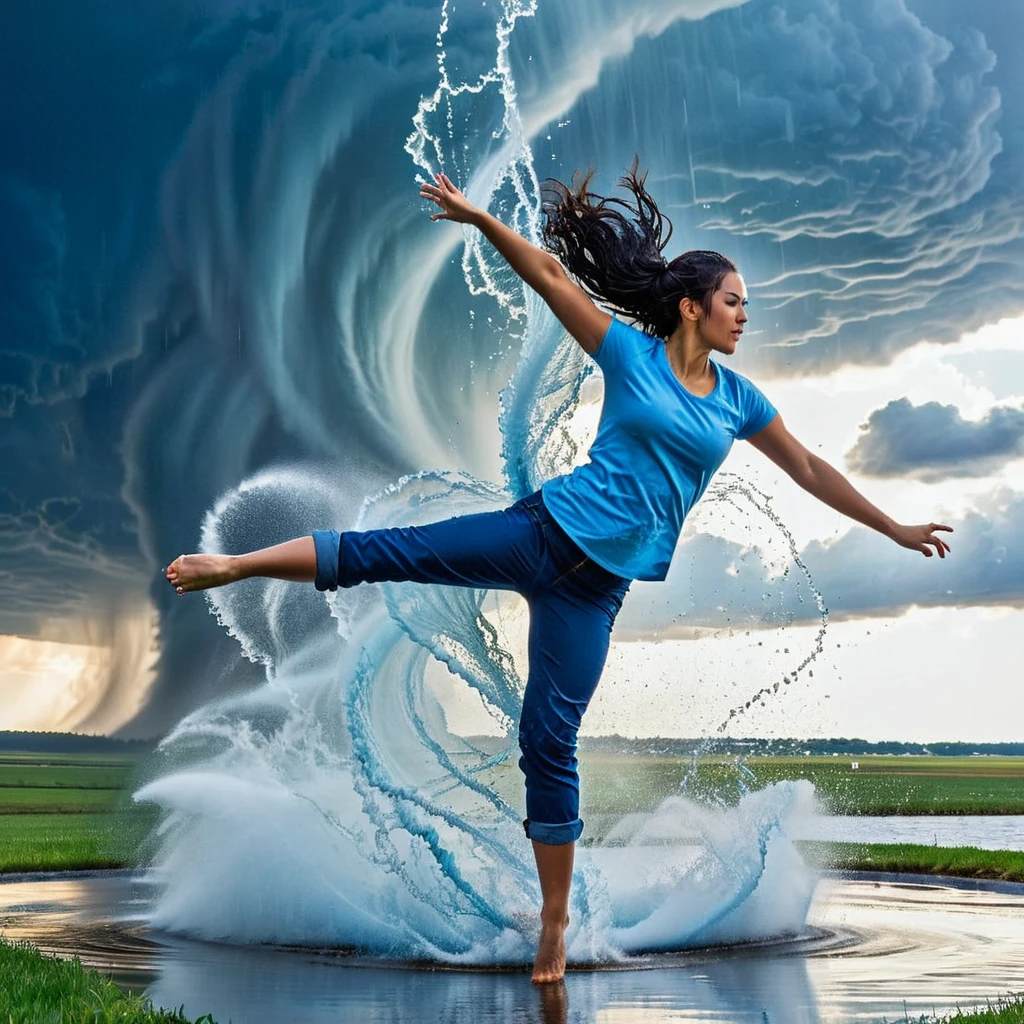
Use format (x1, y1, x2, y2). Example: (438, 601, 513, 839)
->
(165, 497, 547, 596)
(531, 838, 574, 984)
(164, 537, 317, 594)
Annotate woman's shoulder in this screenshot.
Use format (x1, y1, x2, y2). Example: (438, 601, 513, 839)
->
(712, 359, 777, 436)
(714, 359, 762, 394)
(610, 315, 659, 346)
(595, 316, 660, 369)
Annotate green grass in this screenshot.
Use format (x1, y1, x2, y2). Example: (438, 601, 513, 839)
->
(0, 787, 127, 814)
(0, 752, 152, 872)
(0, 753, 140, 767)
(4, 751, 1024, 876)
(0, 762, 132, 790)
(897, 996, 1024, 1023)
(578, 754, 1024, 816)
(0, 938, 215, 1023)
(801, 841, 1024, 883)
(0, 811, 157, 873)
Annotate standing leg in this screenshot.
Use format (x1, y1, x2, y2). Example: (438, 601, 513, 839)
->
(531, 837, 575, 983)
(519, 571, 627, 983)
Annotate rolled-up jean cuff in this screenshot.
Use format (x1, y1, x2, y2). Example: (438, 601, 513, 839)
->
(523, 818, 584, 845)
(311, 529, 341, 591)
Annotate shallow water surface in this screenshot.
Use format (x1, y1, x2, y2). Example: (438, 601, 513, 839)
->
(799, 815, 1024, 851)
(2, 872, 1024, 1023)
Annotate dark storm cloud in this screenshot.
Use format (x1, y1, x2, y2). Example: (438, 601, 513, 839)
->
(3, 0, 1023, 737)
(846, 398, 1024, 480)
(617, 488, 1024, 637)
(2, 0, 520, 736)
(0, 177, 74, 415)
(0, 370, 149, 637)
(516, 0, 1024, 375)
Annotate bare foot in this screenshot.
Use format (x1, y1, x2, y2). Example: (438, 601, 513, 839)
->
(164, 553, 237, 594)
(531, 916, 568, 984)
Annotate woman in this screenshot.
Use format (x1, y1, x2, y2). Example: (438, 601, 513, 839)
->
(165, 165, 952, 983)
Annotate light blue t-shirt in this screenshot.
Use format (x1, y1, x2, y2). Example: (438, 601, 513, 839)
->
(541, 317, 777, 581)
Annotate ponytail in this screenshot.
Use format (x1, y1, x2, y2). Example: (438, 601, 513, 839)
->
(541, 158, 736, 339)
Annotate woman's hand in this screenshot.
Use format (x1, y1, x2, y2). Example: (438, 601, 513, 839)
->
(420, 172, 479, 224)
(888, 522, 953, 558)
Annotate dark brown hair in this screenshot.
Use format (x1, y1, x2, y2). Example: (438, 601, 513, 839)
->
(541, 159, 737, 339)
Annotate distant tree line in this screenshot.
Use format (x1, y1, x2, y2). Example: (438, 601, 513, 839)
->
(4, 730, 1022, 758)
(0, 731, 155, 754)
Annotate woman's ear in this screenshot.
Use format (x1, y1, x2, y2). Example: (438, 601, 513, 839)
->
(678, 296, 703, 323)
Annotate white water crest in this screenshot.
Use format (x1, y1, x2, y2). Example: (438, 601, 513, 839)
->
(136, 0, 826, 963)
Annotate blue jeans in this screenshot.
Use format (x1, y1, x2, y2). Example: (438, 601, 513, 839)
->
(311, 491, 630, 845)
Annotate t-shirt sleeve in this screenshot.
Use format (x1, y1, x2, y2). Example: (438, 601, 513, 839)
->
(591, 316, 645, 374)
(735, 376, 778, 439)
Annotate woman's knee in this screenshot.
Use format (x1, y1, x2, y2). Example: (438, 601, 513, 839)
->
(518, 719, 579, 788)
(518, 714, 578, 771)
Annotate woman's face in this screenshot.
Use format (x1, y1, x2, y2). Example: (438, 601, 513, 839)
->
(701, 271, 749, 354)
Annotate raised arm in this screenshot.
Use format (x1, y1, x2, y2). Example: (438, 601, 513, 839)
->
(420, 173, 611, 353)
(746, 414, 953, 558)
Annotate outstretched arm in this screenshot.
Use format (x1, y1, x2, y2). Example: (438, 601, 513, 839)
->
(420, 173, 611, 353)
(746, 414, 953, 558)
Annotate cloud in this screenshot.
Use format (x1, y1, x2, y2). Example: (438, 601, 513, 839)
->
(3, 0, 1024, 737)
(617, 486, 1024, 635)
(846, 398, 1024, 480)
(0, 177, 79, 415)
(799, 488, 1022, 617)
(528, 0, 1023, 376)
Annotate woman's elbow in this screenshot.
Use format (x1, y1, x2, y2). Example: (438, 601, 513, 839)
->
(789, 452, 820, 491)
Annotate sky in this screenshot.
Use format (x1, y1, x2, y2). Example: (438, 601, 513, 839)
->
(1, 0, 1022, 741)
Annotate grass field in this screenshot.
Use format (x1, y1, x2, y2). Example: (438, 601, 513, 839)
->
(579, 753, 1024, 816)
(0, 752, 140, 766)
(3, 750, 1024, 874)
(0, 758, 134, 789)
(0, 753, 153, 872)
(926, 1000, 1024, 1024)
(800, 841, 1024, 883)
(0, 938, 214, 1023)
(0, 811, 157, 873)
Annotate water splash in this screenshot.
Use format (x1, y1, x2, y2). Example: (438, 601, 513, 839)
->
(137, 1, 822, 964)
(707, 472, 830, 734)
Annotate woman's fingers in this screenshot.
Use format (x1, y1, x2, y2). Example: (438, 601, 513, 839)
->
(920, 526, 952, 558)
(930, 523, 952, 558)
(899, 522, 953, 557)
(421, 178, 457, 214)
(421, 171, 471, 224)
(421, 189, 451, 220)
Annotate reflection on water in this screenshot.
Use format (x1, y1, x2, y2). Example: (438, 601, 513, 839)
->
(799, 815, 1024, 852)
(2, 873, 1024, 1023)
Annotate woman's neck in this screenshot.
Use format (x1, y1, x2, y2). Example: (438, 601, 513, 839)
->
(664, 330, 715, 390)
